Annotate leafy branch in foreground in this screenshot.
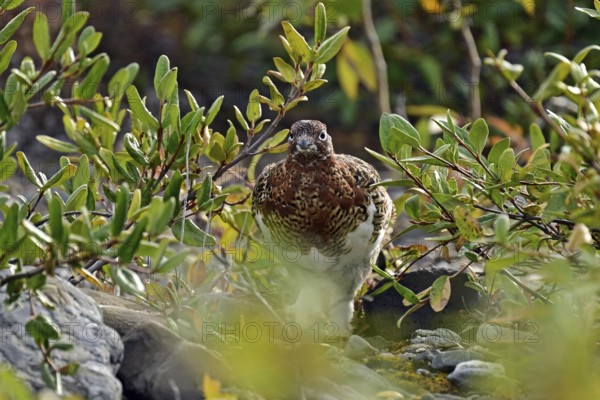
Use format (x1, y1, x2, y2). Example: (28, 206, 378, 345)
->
(370, 5, 600, 323)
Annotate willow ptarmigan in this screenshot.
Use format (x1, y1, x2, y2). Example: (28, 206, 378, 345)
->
(251, 120, 395, 336)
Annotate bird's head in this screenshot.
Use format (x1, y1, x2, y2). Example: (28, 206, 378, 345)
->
(287, 120, 333, 164)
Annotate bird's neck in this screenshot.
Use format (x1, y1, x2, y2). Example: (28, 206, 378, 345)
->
(286, 153, 335, 169)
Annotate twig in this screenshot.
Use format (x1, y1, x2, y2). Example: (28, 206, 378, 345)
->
(501, 269, 553, 304)
(0, 267, 45, 288)
(459, 9, 482, 119)
(362, 0, 391, 114)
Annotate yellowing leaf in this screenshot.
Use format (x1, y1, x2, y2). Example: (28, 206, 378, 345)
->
(420, 0, 443, 13)
(453, 206, 482, 242)
(515, 0, 535, 16)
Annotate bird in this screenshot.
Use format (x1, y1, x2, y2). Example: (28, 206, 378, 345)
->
(251, 120, 395, 338)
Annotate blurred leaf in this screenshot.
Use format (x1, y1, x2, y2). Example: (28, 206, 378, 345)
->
(488, 137, 510, 164)
(41, 163, 76, 191)
(155, 250, 190, 274)
(0, 40, 17, 75)
(110, 265, 144, 294)
(494, 214, 510, 244)
(453, 206, 482, 241)
(0, 7, 34, 44)
(36, 136, 78, 153)
(25, 315, 60, 343)
(118, 218, 147, 263)
(112, 184, 129, 237)
(16, 151, 41, 187)
(78, 54, 109, 100)
(33, 12, 50, 61)
(336, 53, 359, 100)
(65, 184, 88, 212)
(429, 275, 451, 312)
(498, 148, 516, 182)
(172, 219, 216, 247)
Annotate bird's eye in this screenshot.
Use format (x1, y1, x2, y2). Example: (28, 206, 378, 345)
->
(288, 133, 294, 141)
(319, 131, 328, 140)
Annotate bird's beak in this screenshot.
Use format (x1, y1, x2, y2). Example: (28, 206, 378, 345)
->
(297, 137, 310, 150)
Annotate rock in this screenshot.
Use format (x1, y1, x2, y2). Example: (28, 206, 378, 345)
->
(363, 335, 392, 351)
(447, 360, 509, 391)
(343, 335, 378, 360)
(410, 329, 462, 350)
(421, 393, 468, 400)
(407, 349, 441, 365)
(431, 349, 484, 372)
(363, 266, 482, 340)
(93, 300, 231, 400)
(0, 274, 123, 399)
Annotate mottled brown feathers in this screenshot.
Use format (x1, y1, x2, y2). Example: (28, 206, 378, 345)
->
(251, 120, 394, 259)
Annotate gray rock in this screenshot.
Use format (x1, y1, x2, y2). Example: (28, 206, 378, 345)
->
(408, 349, 441, 364)
(94, 300, 231, 400)
(0, 274, 123, 399)
(410, 328, 462, 350)
(363, 265, 482, 340)
(431, 349, 484, 372)
(421, 393, 468, 400)
(343, 335, 378, 360)
(447, 360, 508, 391)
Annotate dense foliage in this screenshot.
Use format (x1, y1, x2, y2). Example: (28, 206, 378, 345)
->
(1, 0, 600, 398)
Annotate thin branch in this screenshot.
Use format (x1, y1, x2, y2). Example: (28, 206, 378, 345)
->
(0, 267, 45, 288)
(501, 269, 553, 304)
(363, 0, 391, 114)
(459, 11, 482, 119)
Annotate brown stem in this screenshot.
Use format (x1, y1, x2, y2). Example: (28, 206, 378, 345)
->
(363, 0, 391, 114)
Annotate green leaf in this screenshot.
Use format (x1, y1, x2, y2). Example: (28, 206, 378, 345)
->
(126, 85, 159, 131)
(78, 54, 109, 100)
(36, 135, 78, 153)
(48, 195, 64, 244)
(22, 219, 52, 244)
(233, 105, 249, 131)
(154, 55, 170, 94)
(155, 250, 190, 274)
(33, 13, 50, 61)
(118, 218, 147, 263)
(380, 113, 421, 154)
(468, 118, 488, 155)
(498, 148, 515, 182)
(77, 26, 102, 56)
(494, 214, 510, 244)
(0, 7, 34, 44)
(281, 21, 311, 62)
(163, 171, 183, 203)
(40, 164, 76, 191)
(205, 95, 224, 126)
(79, 107, 120, 132)
(575, 6, 600, 19)
(147, 197, 175, 235)
(273, 57, 297, 82)
(172, 219, 216, 247)
(0, 40, 17, 75)
(429, 275, 451, 312)
(314, 2, 327, 44)
(65, 184, 88, 211)
(123, 133, 149, 165)
(156, 67, 178, 101)
(453, 206, 482, 241)
(16, 151, 42, 187)
(62, 0, 76, 23)
(487, 137, 510, 164)
(2, 0, 26, 10)
(246, 89, 263, 123)
(112, 185, 129, 237)
(110, 265, 144, 295)
(197, 174, 212, 206)
(26, 315, 60, 343)
(529, 123, 545, 150)
(314, 26, 350, 64)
